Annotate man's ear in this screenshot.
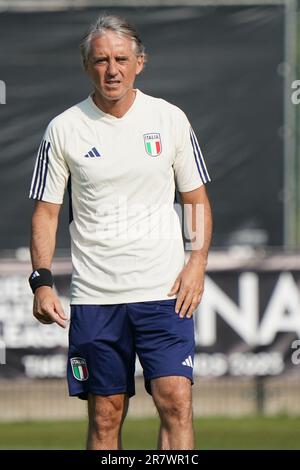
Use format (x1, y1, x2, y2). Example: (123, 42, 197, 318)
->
(136, 55, 145, 75)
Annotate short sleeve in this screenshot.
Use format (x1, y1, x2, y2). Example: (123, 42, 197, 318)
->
(173, 110, 211, 192)
(28, 120, 69, 204)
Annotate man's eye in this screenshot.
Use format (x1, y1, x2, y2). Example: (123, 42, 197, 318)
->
(95, 59, 106, 64)
(117, 58, 128, 62)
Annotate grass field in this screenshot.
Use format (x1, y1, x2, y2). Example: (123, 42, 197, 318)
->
(0, 416, 299, 450)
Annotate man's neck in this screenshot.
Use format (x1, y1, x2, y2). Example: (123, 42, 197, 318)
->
(92, 88, 137, 118)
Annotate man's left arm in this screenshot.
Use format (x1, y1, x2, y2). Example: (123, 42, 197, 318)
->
(168, 185, 213, 318)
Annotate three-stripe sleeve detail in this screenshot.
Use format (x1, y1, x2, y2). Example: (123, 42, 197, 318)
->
(40, 141, 50, 199)
(29, 140, 51, 199)
(189, 127, 211, 183)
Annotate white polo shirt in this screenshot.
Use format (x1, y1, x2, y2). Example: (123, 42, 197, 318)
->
(29, 89, 211, 304)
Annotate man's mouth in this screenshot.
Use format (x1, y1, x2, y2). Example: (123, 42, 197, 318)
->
(105, 80, 121, 86)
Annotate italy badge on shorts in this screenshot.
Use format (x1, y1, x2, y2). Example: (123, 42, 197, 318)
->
(143, 133, 162, 157)
(70, 357, 89, 381)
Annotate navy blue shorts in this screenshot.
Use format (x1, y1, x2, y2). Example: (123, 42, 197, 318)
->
(67, 299, 195, 399)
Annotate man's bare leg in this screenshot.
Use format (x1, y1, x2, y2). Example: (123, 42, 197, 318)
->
(87, 393, 129, 450)
(157, 423, 170, 450)
(151, 376, 194, 450)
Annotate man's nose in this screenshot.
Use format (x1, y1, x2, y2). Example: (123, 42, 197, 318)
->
(107, 59, 118, 76)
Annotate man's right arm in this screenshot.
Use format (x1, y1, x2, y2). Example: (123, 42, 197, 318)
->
(30, 200, 68, 328)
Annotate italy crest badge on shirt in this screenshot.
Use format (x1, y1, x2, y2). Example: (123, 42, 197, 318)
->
(143, 133, 162, 157)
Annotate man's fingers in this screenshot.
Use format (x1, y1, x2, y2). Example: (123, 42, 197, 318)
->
(33, 292, 68, 328)
(175, 290, 202, 318)
(54, 300, 68, 320)
(168, 277, 181, 296)
(48, 307, 67, 328)
(34, 312, 54, 324)
(175, 288, 188, 314)
(40, 305, 67, 328)
(177, 292, 194, 318)
(186, 297, 200, 318)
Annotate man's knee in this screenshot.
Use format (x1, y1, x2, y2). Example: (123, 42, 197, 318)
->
(157, 396, 192, 425)
(88, 394, 128, 435)
(151, 377, 193, 425)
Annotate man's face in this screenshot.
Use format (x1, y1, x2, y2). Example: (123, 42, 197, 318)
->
(85, 30, 144, 101)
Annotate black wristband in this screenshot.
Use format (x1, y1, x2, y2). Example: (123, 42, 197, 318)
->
(28, 268, 54, 294)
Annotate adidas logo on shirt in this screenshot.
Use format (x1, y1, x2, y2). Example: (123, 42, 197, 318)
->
(84, 147, 101, 158)
(182, 355, 194, 368)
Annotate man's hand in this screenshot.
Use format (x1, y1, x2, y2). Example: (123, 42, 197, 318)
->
(33, 286, 68, 328)
(167, 258, 206, 318)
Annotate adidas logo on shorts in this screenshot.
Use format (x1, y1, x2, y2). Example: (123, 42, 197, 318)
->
(182, 355, 194, 368)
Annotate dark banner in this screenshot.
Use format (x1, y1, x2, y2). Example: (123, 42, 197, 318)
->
(0, 5, 284, 249)
(0, 266, 299, 379)
(196, 270, 300, 377)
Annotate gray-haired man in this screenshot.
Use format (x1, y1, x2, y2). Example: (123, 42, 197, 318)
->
(29, 14, 213, 450)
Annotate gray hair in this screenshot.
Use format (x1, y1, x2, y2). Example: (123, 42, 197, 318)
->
(80, 14, 146, 66)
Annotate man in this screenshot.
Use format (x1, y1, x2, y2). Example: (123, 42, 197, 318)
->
(28, 14, 212, 450)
